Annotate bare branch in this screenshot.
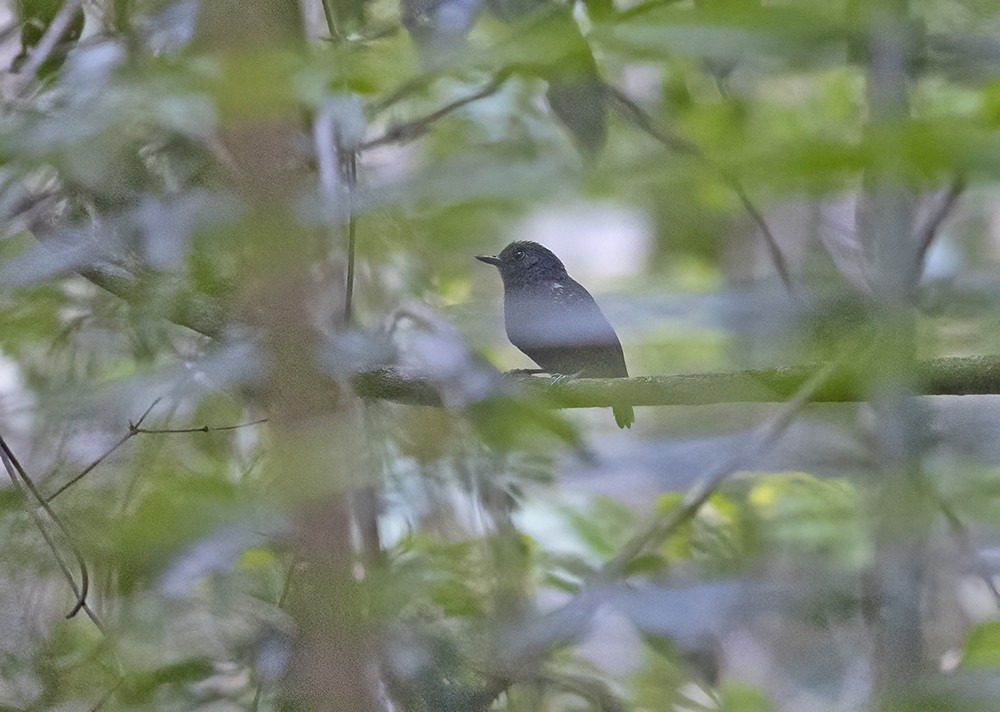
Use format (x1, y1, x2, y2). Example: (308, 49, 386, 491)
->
(926, 481, 1000, 606)
(604, 84, 699, 155)
(45, 401, 265, 502)
(367, 74, 435, 116)
(729, 178, 795, 292)
(45, 398, 160, 502)
(88, 677, 124, 712)
(135, 419, 267, 435)
(362, 77, 507, 150)
(79, 263, 225, 340)
(320, 0, 341, 40)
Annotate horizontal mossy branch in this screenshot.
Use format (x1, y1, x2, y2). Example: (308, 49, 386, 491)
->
(351, 355, 1000, 408)
(74, 259, 1000, 408)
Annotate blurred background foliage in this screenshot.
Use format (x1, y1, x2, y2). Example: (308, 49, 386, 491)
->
(1, 0, 1000, 710)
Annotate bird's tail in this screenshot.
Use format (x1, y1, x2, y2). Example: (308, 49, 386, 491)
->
(613, 404, 634, 429)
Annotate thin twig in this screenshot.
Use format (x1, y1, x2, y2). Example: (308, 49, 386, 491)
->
(537, 672, 628, 712)
(606, 84, 795, 295)
(926, 482, 1000, 606)
(11, 0, 85, 94)
(0, 433, 92, 619)
(343, 148, 358, 325)
(46, 399, 161, 502)
(367, 0, 552, 117)
(915, 177, 964, 279)
(729, 177, 795, 291)
(46, 402, 265, 502)
(361, 77, 507, 150)
(605, 84, 699, 155)
(134, 420, 267, 435)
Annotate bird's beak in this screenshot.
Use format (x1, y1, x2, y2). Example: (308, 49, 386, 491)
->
(475, 254, 501, 266)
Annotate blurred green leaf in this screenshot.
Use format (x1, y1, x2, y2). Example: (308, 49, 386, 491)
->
(962, 621, 1000, 668)
(561, 495, 637, 560)
(748, 472, 865, 566)
(716, 680, 775, 712)
(118, 657, 215, 705)
(109, 473, 242, 594)
(468, 393, 583, 451)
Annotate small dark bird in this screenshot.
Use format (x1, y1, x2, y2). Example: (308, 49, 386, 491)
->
(476, 241, 634, 428)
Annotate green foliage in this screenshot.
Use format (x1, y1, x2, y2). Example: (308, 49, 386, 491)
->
(961, 621, 1000, 668)
(747, 472, 865, 566)
(0, 0, 998, 709)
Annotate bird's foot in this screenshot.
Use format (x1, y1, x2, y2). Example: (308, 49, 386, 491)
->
(502, 368, 547, 379)
(548, 371, 582, 385)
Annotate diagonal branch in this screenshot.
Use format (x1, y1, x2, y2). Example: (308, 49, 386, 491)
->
(45, 398, 161, 502)
(10, 0, 84, 95)
(930, 485, 1000, 606)
(488, 350, 853, 710)
(606, 84, 795, 295)
(79, 263, 225, 340)
(362, 76, 507, 150)
(46, 400, 265, 501)
(597, 354, 846, 581)
(915, 177, 964, 280)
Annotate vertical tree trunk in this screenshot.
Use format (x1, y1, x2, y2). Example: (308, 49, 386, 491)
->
(192, 2, 378, 710)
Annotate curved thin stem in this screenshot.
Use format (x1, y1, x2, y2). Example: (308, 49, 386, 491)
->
(361, 76, 506, 149)
(0, 433, 92, 619)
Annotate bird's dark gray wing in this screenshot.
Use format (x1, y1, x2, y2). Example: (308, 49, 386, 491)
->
(504, 279, 628, 378)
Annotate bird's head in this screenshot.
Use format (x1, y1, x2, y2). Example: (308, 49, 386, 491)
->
(476, 241, 569, 288)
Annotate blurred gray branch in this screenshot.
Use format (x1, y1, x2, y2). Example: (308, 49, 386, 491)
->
(79, 262, 226, 340)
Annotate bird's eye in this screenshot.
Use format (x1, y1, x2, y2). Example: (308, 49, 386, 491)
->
(513, 250, 525, 260)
